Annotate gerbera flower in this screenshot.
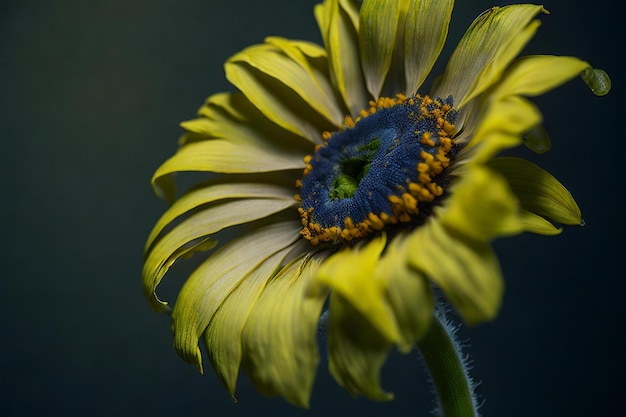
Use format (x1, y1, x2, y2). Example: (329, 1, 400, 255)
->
(142, 0, 610, 408)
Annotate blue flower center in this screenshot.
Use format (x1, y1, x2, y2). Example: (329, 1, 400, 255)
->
(297, 94, 457, 246)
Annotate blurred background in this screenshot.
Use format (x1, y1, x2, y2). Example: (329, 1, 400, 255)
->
(1, 1, 623, 416)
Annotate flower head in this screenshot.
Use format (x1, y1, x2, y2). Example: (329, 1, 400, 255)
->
(142, 0, 609, 407)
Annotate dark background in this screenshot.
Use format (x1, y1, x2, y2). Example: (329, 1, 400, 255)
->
(1, 1, 623, 416)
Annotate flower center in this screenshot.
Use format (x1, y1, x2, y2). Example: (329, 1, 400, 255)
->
(296, 94, 457, 246)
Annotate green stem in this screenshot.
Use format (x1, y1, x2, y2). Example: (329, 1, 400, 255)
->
(417, 314, 477, 417)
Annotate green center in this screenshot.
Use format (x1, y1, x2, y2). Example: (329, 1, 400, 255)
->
(329, 138, 379, 200)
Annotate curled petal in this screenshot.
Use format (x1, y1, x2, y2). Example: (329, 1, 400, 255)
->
(142, 199, 296, 312)
(145, 176, 296, 254)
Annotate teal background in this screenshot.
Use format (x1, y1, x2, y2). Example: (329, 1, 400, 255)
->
(1, 1, 623, 416)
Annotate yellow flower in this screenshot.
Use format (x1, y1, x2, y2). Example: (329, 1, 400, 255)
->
(142, 0, 609, 407)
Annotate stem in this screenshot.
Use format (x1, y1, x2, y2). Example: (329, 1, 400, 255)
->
(417, 313, 477, 417)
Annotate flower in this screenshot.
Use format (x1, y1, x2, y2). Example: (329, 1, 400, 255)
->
(142, 0, 609, 408)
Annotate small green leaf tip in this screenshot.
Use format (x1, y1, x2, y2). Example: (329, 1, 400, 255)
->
(523, 124, 551, 154)
(581, 67, 611, 96)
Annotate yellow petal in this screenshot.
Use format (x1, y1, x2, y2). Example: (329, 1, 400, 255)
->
(203, 243, 304, 394)
(262, 37, 346, 123)
(327, 292, 393, 400)
(491, 55, 590, 99)
(359, 0, 401, 98)
(315, 234, 400, 342)
(403, 0, 454, 93)
(315, 0, 369, 115)
(170, 220, 301, 370)
(192, 91, 313, 147)
(407, 219, 503, 323)
(439, 165, 524, 242)
(435, 5, 545, 107)
(474, 95, 541, 138)
(191, 91, 313, 148)
(145, 175, 295, 254)
(459, 95, 541, 164)
(151, 140, 305, 202)
(313, 234, 434, 353)
(520, 210, 562, 236)
(376, 235, 434, 351)
(142, 199, 296, 312)
(241, 253, 328, 408)
(152, 92, 309, 202)
(225, 44, 336, 141)
(488, 157, 582, 225)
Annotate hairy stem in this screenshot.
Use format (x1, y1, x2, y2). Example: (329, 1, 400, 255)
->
(417, 312, 478, 417)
